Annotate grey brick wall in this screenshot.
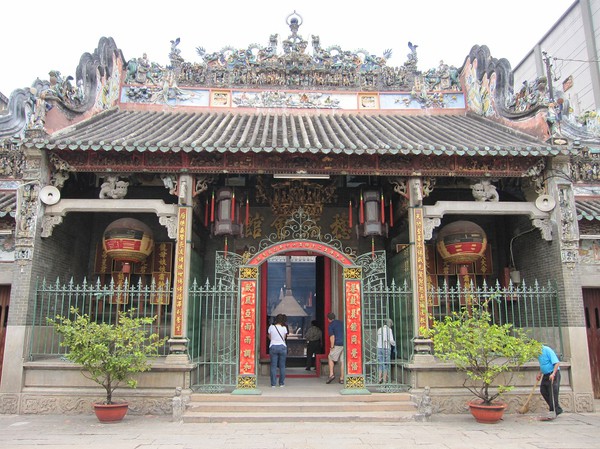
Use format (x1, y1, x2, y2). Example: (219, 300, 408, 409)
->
(512, 217, 585, 327)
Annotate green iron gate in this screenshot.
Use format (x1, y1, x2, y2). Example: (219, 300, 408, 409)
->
(359, 251, 413, 391)
(189, 252, 242, 392)
(188, 248, 415, 392)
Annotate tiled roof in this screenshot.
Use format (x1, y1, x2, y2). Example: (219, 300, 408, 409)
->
(0, 191, 16, 218)
(25, 108, 570, 157)
(576, 198, 600, 221)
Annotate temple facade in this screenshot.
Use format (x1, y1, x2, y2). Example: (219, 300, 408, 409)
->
(0, 13, 597, 415)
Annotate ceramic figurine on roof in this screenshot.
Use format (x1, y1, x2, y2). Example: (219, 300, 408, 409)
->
(124, 13, 460, 93)
(406, 41, 418, 68)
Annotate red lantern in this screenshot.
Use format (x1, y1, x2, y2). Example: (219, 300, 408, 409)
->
(102, 218, 154, 264)
(436, 221, 487, 264)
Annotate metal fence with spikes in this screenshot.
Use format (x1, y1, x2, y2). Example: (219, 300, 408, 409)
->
(187, 278, 239, 392)
(29, 277, 172, 360)
(427, 279, 562, 356)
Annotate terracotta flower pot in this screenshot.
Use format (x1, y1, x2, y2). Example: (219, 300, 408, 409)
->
(93, 402, 129, 423)
(467, 400, 507, 424)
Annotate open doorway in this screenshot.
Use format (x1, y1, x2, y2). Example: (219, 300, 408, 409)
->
(0, 285, 9, 383)
(584, 288, 600, 398)
(260, 254, 327, 372)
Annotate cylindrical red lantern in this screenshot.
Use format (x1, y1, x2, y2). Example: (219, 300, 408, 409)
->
(102, 218, 154, 263)
(436, 221, 487, 264)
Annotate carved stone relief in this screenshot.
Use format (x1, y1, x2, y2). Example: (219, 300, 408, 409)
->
(532, 218, 553, 241)
(49, 153, 73, 188)
(99, 175, 129, 199)
(0, 394, 19, 414)
(423, 217, 441, 241)
(470, 179, 499, 202)
(41, 215, 64, 238)
(17, 394, 172, 415)
(159, 215, 178, 239)
(16, 183, 40, 241)
(558, 186, 577, 241)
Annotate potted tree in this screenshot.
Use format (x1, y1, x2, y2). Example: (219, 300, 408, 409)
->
(48, 307, 166, 422)
(422, 300, 541, 423)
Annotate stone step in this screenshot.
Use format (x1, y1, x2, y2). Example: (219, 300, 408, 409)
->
(183, 410, 417, 423)
(186, 400, 416, 413)
(189, 392, 412, 403)
(183, 391, 417, 423)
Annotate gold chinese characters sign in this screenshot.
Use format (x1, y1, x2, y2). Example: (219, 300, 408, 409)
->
(239, 279, 257, 376)
(413, 208, 428, 330)
(173, 208, 188, 337)
(344, 279, 363, 376)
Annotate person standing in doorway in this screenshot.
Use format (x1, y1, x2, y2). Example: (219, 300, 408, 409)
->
(326, 312, 344, 384)
(305, 320, 322, 371)
(268, 314, 288, 388)
(537, 344, 563, 418)
(376, 318, 396, 383)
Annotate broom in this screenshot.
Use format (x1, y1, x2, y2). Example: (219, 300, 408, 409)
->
(518, 377, 540, 414)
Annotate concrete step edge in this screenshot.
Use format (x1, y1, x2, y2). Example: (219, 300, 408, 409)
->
(188, 394, 413, 402)
(182, 411, 417, 423)
(186, 402, 417, 410)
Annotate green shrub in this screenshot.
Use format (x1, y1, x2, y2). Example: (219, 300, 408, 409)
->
(48, 308, 166, 404)
(421, 302, 541, 405)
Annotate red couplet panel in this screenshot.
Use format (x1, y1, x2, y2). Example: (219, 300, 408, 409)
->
(239, 279, 257, 375)
(344, 279, 363, 375)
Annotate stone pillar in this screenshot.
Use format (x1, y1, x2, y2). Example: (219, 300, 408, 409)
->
(166, 174, 193, 362)
(407, 178, 430, 345)
(0, 146, 45, 413)
(546, 156, 594, 412)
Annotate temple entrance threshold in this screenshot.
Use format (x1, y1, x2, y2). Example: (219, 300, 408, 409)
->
(236, 239, 367, 395)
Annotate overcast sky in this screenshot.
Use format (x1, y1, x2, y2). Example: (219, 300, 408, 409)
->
(1, 0, 575, 96)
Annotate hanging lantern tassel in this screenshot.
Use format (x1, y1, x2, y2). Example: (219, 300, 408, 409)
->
(371, 236, 375, 259)
(389, 198, 393, 227)
(224, 236, 228, 257)
(245, 197, 249, 227)
(210, 191, 215, 223)
(348, 200, 352, 228)
(231, 191, 236, 222)
(359, 191, 364, 224)
(204, 198, 209, 227)
(381, 192, 385, 224)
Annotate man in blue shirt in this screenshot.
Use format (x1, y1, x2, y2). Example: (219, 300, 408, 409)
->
(326, 312, 344, 384)
(537, 345, 563, 418)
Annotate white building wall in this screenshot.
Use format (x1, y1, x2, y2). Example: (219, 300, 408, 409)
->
(513, 0, 600, 116)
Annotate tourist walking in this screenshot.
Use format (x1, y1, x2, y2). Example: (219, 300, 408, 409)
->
(326, 312, 344, 384)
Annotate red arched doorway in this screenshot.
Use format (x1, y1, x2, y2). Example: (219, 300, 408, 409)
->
(235, 239, 366, 393)
(257, 253, 331, 374)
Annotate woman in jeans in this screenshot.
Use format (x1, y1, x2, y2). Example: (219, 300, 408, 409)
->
(376, 319, 396, 383)
(268, 313, 288, 387)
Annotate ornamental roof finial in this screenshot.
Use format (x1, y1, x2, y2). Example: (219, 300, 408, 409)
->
(286, 11, 303, 37)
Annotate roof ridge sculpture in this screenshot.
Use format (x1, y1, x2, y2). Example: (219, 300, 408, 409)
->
(127, 11, 459, 93)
